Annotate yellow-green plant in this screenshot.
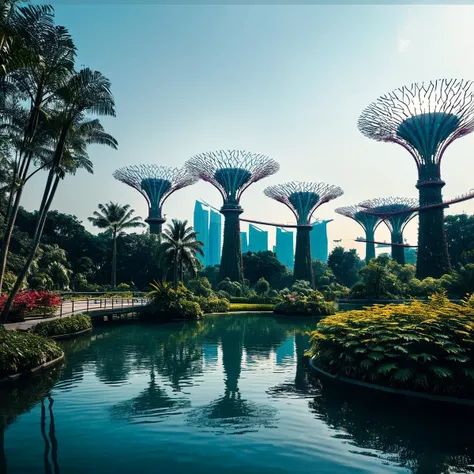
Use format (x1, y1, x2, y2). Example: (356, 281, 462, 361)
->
(308, 293, 474, 398)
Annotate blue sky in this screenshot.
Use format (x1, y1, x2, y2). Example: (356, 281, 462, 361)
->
(22, 4, 474, 254)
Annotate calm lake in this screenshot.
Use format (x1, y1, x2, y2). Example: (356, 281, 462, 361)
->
(1, 313, 474, 474)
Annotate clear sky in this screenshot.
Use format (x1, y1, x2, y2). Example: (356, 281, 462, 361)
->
(22, 3, 474, 255)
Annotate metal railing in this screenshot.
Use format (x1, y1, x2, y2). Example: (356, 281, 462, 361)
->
(57, 294, 148, 318)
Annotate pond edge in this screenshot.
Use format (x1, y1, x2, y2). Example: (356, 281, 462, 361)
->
(50, 327, 93, 340)
(0, 353, 65, 386)
(309, 357, 474, 407)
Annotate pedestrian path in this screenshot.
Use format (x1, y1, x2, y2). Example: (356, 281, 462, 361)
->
(4, 298, 147, 331)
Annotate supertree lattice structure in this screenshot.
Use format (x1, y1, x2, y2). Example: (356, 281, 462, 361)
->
(335, 205, 382, 263)
(358, 79, 474, 278)
(264, 182, 343, 285)
(359, 197, 419, 265)
(185, 150, 279, 282)
(113, 165, 198, 234)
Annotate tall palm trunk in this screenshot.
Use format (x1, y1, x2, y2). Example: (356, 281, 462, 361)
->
(0, 84, 44, 291)
(111, 230, 117, 288)
(1, 173, 59, 321)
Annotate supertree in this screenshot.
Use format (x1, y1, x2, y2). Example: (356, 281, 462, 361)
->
(335, 205, 382, 263)
(264, 181, 343, 286)
(358, 79, 474, 278)
(113, 165, 198, 234)
(359, 197, 418, 265)
(185, 150, 279, 282)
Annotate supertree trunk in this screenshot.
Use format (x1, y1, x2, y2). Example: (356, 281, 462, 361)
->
(293, 226, 314, 286)
(365, 228, 376, 263)
(219, 209, 243, 282)
(391, 231, 405, 265)
(416, 180, 450, 279)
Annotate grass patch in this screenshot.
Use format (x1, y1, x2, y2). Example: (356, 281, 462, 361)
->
(308, 293, 474, 398)
(32, 314, 92, 338)
(0, 328, 63, 377)
(228, 303, 275, 312)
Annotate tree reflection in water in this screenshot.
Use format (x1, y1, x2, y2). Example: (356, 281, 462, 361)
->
(308, 376, 474, 474)
(0, 367, 62, 474)
(110, 365, 190, 424)
(40, 396, 59, 474)
(187, 316, 283, 434)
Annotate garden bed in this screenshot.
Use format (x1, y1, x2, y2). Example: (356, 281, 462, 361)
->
(32, 314, 92, 338)
(307, 293, 474, 400)
(0, 329, 64, 384)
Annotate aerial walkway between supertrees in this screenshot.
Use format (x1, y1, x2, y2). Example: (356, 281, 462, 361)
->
(354, 189, 474, 260)
(113, 165, 198, 234)
(358, 197, 418, 265)
(185, 150, 279, 283)
(263, 181, 343, 287)
(335, 205, 382, 264)
(358, 79, 474, 279)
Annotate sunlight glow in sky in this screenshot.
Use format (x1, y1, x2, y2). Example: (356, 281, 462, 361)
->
(21, 4, 474, 255)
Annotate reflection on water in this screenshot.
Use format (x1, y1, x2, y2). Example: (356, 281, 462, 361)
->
(1, 313, 474, 474)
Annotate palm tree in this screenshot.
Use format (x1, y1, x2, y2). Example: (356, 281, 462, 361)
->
(159, 220, 204, 288)
(88, 203, 144, 288)
(1, 115, 117, 321)
(0, 11, 75, 291)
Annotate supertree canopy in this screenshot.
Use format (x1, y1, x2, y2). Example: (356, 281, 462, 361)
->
(335, 205, 382, 263)
(185, 150, 279, 282)
(358, 79, 474, 278)
(113, 165, 198, 234)
(264, 181, 343, 285)
(359, 197, 418, 265)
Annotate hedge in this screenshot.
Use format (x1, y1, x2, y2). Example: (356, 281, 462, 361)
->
(33, 314, 92, 338)
(0, 331, 63, 377)
(228, 303, 275, 312)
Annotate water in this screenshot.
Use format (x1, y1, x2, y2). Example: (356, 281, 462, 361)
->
(1, 313, 474, 474)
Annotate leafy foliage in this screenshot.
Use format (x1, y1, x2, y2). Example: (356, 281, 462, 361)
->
(0, 330, 63, 377)
(0, 290, 60, 318)
(309, 293, 474, 398)
(228, 303, 275, 312)
(327, 247, 363, 288)
(33, 313, 92, 337)
(274, 290, 336, 316)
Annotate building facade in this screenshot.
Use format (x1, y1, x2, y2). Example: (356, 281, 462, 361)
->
(248, 224, 268, 253)
(193, 200, 222, 267)
(241, 231, 248, 254)
(208, 209, 222, 266)
(193, 201, 210, 266)
(275, 227, 294, 269)
(311, 219, 333, 262)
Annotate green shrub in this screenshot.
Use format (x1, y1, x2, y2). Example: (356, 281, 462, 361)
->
(308, 293, 474, 398)
(33, 314, 92, 338)
(143, 281, 203, 320)
(229, 303, 275, 312)
(228, 296, 280, 304)
(274, 290, 336, 316)
(0, 331, 63, 377)
(194, 296, 230, 313)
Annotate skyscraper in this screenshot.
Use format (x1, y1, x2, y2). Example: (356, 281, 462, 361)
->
(193, 200, 222, 268)
(193, 201, 210, 266)
(311, 219, 333, 262)
(241, 231, 248, 253)
(208, 209, 222, 266)
(275, 227, 294, 269)
(249, 224, 268, 252)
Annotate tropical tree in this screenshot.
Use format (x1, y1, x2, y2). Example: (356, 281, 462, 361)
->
(88, 203, 144, 288)
(0, 11, 76, 291)
(1, 113, 117, 321)
(159, 220, 204, 289)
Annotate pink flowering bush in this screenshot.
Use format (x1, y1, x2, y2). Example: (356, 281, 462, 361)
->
(0, 291, 61, 320)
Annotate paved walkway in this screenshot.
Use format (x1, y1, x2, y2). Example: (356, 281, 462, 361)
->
(4, 298, 147, 331)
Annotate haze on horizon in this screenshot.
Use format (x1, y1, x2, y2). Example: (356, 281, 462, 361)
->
(21, 3, 474, 255)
